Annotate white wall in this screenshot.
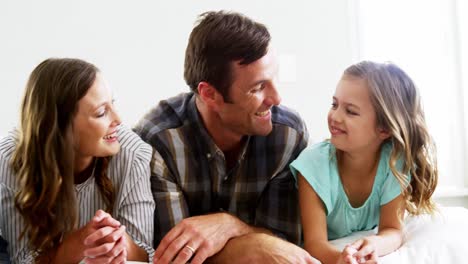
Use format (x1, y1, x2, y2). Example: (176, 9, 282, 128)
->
(0, 0, 353, 143)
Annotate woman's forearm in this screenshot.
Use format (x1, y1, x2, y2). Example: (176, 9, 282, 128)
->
(48, 229, 85, 263)
(125, 232, 149, 262)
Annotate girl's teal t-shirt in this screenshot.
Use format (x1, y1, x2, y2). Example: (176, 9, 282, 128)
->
(290, 141, 406, 240)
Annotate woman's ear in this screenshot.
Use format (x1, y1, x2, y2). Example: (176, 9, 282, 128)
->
(197, 82, 224, 111)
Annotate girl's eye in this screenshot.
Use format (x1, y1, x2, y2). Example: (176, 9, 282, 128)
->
(331, 103, 337, 109)
(346, 109, 358, 115)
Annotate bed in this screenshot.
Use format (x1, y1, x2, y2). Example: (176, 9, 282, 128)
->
(330, 206, 468, 263)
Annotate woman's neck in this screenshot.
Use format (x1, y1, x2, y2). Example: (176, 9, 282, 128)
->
(74, 156, 93, 173)
(74, 156, 95, 184)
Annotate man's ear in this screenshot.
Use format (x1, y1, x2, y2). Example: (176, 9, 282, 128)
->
(197, 82, 223, 110)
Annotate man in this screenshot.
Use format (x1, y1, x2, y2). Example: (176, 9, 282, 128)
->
(134, 11, 319, 264)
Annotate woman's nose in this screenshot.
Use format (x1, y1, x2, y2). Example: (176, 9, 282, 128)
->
(110, 107, 122, 126)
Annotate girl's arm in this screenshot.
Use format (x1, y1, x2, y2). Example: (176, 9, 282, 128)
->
(352, 195, 405, 260)
(299, 173, 343, 264)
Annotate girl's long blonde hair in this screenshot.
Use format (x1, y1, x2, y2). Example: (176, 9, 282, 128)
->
(344, 61, 438, 215)
(11, 58, 115, 254)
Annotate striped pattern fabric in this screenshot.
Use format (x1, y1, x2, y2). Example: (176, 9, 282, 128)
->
(134, 92, 309, 246)
(0, 126, 155, 263)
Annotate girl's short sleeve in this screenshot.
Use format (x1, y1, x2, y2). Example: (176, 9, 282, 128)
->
(290, 142, 335, 215)
(380, 150, 409, 205)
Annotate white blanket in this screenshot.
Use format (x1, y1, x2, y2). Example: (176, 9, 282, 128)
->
(329, 206, 468, 264)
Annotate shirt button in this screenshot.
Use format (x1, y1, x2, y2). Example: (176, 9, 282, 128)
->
(206, 153, 211, 158)
(223, 176, 228, 181)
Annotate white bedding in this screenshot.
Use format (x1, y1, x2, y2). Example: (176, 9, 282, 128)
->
(329, 206, 468, 264)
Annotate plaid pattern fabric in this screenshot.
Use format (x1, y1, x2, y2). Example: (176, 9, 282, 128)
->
(134, 92, 308, 246)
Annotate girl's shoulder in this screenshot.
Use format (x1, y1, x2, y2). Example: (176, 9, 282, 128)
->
(378, 141, 405, 175)
(380, 141, 393, 159)
(291, 140, 336, 179)
(298, 140, 335, 162)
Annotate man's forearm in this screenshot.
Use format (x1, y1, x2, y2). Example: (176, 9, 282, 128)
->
(205, 233, 272, 264)
(223, 212, 274, 238)
(202, 213, 274, 264)
(205, 232, 317, 264)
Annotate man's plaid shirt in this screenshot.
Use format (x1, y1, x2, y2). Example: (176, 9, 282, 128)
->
(134, 92, 309, 246)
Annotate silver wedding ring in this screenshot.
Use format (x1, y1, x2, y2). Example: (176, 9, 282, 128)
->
(185, 245, 196, 254)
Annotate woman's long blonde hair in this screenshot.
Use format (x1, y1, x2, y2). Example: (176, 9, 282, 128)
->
(11, 58, 115, 254)
(344, 61, 438, 215)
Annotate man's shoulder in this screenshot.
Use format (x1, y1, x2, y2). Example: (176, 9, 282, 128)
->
(271, 104, 306, 134)
(133, 92, 194, 142)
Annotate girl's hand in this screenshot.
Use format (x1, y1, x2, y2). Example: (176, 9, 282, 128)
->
(337, 245, 359, 264)
(349, 238, 379, 264)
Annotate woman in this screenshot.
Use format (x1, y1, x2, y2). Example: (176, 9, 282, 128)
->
(0, 58, 154, 263)
(0, 234, 10, 263)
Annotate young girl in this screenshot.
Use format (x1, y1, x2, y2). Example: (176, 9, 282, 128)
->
(290, 61, 438, 264)
(0, 58, 154, 263)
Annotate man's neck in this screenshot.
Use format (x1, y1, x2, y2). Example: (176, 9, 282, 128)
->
(195, 97, 243, 152)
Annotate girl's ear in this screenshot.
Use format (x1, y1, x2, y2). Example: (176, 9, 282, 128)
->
(197, 82, 224, 111)
(378, 127, 391, 140)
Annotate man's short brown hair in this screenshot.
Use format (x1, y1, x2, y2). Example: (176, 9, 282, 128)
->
(184, 11, 271, 100)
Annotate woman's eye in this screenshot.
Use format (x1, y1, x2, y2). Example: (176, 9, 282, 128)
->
(97, 110, 107, 118)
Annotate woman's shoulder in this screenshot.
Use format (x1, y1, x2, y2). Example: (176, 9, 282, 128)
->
(0, 130, 18, 160)
(115, 125, 152, 163)
(0, 130, 19, 187)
